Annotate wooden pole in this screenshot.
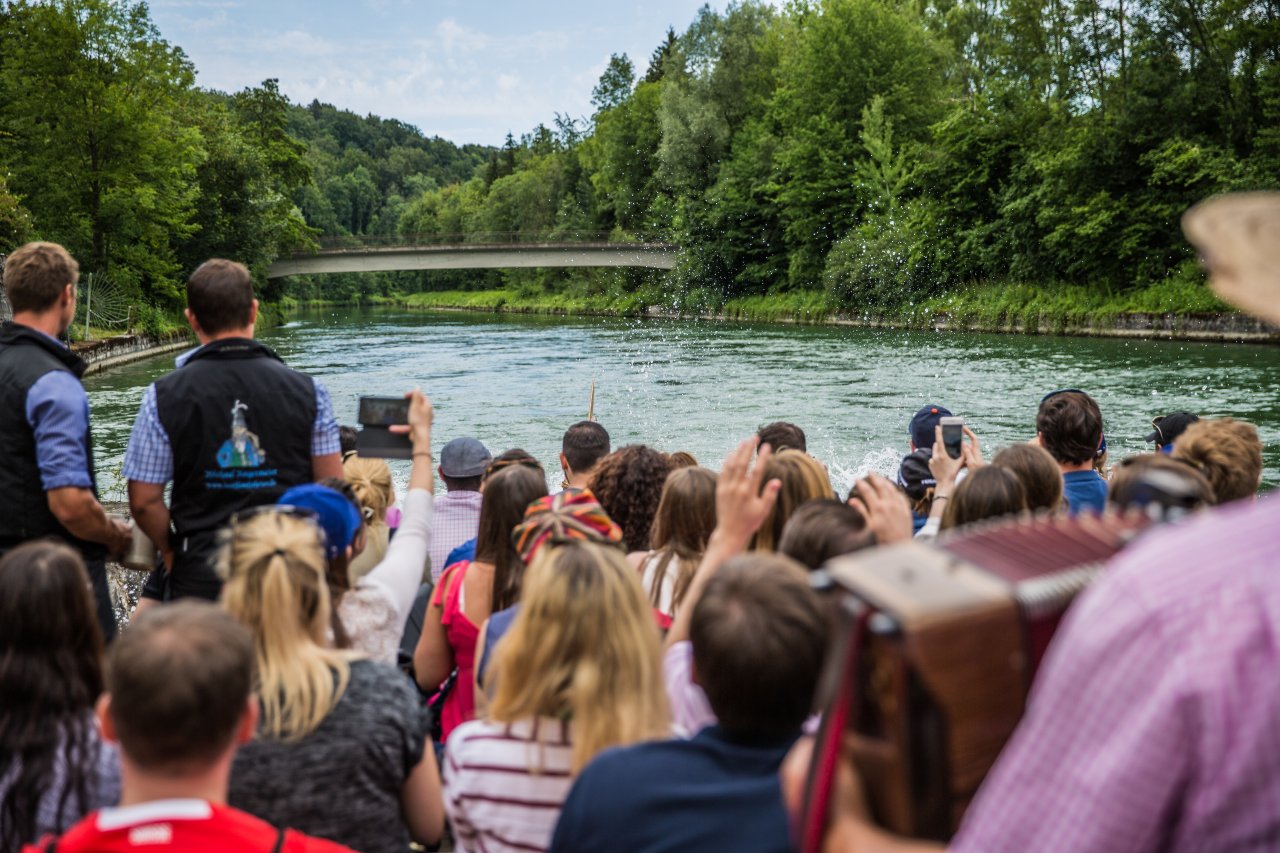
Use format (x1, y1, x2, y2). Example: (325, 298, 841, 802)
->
(587, 380, 596, 422)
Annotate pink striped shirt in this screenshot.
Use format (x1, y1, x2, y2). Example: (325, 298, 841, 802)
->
(430, 490, 483, 582)
(955, 497, 1280, 851)
(444, 717, 575, 853)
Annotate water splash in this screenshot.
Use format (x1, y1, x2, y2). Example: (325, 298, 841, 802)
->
(827, 446, 902, 497)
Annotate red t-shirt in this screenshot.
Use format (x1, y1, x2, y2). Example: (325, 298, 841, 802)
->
(24, 799, 353, 853)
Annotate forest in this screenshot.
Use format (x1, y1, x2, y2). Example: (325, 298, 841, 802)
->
(2, 0, 1278, 325)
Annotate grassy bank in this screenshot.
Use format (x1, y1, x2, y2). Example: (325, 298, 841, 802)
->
(398, 288, 651, 315)
(275, 279, 1267, 341)
(384, 281, 1235, 322)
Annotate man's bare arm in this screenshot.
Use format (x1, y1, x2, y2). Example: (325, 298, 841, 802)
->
(48, 487, 131, 555)
(128, 480, 173, 567)
(312, 451, 343, 481)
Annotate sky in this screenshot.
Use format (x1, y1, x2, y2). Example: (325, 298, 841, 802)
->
(148, 0, 742, 147)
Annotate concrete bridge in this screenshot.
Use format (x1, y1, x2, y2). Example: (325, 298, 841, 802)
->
(267, 237, 679, 279)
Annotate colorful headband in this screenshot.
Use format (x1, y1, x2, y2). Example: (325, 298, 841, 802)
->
(511, 487, 623, 566)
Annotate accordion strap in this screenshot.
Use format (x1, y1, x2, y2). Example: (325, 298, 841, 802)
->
(798, 604, 873, 853)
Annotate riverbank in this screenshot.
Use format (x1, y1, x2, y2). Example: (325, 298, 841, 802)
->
(367, 284, 1279, 344)
(73, 331, 192, 375)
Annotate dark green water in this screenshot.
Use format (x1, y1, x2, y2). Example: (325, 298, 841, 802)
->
(83, 308, 1280, 498)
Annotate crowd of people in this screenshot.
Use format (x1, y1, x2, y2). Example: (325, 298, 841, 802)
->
(0, 194, 1277, 853)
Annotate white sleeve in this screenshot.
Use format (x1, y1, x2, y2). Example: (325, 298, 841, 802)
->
(359, 489, 433, 632)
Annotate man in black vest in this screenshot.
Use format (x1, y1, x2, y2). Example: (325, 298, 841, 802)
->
(0, 242, 131, 640)
(125, 259, 342, 606)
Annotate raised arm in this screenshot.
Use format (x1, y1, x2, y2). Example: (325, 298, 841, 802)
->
(359, 389, 436, 628)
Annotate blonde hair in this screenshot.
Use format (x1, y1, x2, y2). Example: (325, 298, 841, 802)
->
(343, 456, 394, 525)
(488, 541, 670, 772)
(752, 450, 833, 552)
(1173, 417, 1264, 504)
(219, 512, 353, 741)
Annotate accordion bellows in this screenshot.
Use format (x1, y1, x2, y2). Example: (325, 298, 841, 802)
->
(818, 513, 1150, 841)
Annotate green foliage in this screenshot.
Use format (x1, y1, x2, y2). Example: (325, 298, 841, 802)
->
(771, 0, 953, 286)
(0, 173, 34, 249)
(0, 0, 201, 304)
(3, 0, 1272, 330)
(592, 54, 635, 114)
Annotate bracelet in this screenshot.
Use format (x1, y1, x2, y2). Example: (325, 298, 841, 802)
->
(933, 495, 951, 502)
(413, 452, 433, 460)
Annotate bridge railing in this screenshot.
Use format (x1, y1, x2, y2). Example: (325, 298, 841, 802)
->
(306, 230, 676, 253)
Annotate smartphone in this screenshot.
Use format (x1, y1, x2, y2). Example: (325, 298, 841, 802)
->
(358, 396, 410, 427)
(940, 416, 965, 459)
(356, 396, 412, 459)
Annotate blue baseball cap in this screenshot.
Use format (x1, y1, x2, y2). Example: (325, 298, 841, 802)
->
(909, 405, 952, 450)
(278, 484, 361, 560)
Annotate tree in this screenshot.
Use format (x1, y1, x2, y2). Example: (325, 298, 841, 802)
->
(770, 0, 952, 286)
(643, 27, 679, 83)
(0, 0, 201, 303)
(591, 53, 636, 114)
(0, 174, 34, 250)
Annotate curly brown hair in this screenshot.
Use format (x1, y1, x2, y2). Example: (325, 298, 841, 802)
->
(588, 445, 674, 552)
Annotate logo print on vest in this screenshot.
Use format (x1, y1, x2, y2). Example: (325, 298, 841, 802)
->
(216, 400, 267, 469)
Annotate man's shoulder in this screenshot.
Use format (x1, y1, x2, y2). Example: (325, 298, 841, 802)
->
(1108, 498, 1280, 598)
(439, 489, 484, 509)
(28, 368, 88, 406)
(577, 737, 690, 782)
(30, 801, 353, 852)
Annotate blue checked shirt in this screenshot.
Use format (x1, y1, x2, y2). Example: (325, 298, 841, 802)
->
(123, 349, 341, 485)
(26, 365, 95, 491)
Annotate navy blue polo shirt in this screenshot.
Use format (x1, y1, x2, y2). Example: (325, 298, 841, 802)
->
(549, 725, 798, 853)
(1063, 469, 1108, 515)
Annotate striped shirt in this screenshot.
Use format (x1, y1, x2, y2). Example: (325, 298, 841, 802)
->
(444, 718, 575, 853)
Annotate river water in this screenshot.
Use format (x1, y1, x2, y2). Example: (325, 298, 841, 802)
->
(83, 308, 1280, 499)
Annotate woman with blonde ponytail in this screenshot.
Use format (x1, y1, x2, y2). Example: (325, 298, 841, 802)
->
(343, 455, 395, 582)
(444, 540, 670, 853)
(224, 392, 444, 853)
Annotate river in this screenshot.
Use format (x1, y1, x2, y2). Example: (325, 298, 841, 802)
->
(83, 307, 1280, 500)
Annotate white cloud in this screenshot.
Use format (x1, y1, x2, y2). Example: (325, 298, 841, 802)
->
(149, 0, 735, 144)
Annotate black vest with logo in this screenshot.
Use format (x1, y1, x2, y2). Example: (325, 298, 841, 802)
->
(0, 321, 105, 561)
(154, 338, 317, 538)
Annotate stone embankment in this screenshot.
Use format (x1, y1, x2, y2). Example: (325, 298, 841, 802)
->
(74, 331, 191, 375)
(657, 308, 1280, 344)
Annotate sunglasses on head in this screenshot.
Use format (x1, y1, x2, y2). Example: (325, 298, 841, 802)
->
(1149, 415, 1168, 445)
(231, 503, 319, 526)
(230, 504, 327, 548)
(485, 457, 543, 478)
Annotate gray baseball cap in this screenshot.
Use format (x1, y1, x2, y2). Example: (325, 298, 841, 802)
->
(440, 437, 492, 478)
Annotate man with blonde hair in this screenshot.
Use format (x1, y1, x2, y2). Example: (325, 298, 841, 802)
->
(0, 242, 129, 641)
(1172, 417, 1263, 504)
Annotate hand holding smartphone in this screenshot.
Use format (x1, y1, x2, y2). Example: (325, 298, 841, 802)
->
(356, 395, 413, 459)
(940, 416, 965, 460)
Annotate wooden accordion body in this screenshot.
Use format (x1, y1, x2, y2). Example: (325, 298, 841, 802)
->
(820, 514, 1149, 841)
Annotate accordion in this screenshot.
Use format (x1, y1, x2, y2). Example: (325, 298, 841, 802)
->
(799, 513, 1150, 849)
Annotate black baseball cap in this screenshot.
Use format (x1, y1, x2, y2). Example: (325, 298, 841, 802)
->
(896, 449, 937, 501)
(1146, 412, 1200, 449)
